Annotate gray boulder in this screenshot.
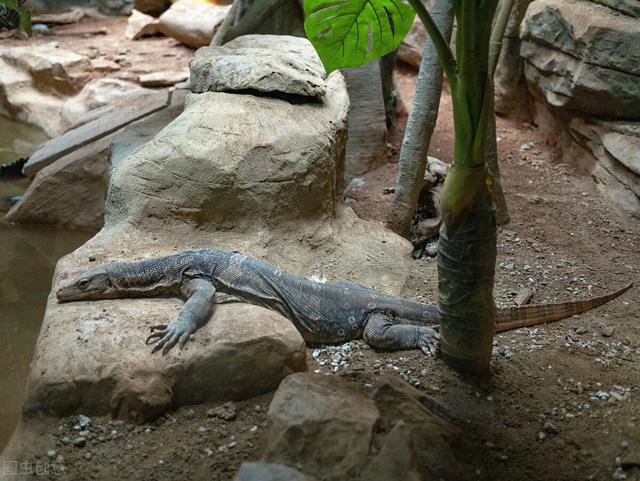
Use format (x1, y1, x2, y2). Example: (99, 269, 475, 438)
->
(234, 462, 319, 481)
(158, 0, 230, 48)
(521, 0, 640, 119)
(264, 373, 380, 479)
(190, 35, 327, 98)
(568, 119, 640, 217)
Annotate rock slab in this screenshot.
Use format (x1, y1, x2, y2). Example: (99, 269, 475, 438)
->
(190, 35, 327, 98)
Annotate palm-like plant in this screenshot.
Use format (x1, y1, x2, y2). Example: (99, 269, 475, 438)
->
(304, 0, 509, 374)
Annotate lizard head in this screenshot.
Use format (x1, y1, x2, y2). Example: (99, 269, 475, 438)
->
(56, 267, 115, 302)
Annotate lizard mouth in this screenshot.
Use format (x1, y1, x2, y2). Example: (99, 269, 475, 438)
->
(56, 286, 104, 302)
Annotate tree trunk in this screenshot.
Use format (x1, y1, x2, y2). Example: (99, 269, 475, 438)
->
(438, 184, 496, 375)
(386, 0, 454, 237)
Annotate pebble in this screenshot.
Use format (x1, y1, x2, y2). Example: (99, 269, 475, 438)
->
(537, 431, 546, 441)
(601, 325, 615, 338)
(72, 437, 87, 448)
(521, 142, 534, 151)
(542, 422, 559, 434)
(207, 402, 237, 421)
(612, 467, 627, 480)
(84, 452, 92, 460)
(620, 441, 629, 449)
(207, 449, 214, 457)
(78, 415, 92, 429)
(47, 449, 56, 458)
(88, 253, 96, 262)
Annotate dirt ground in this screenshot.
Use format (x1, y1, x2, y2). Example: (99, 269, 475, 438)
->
(2, 19, 639, 481)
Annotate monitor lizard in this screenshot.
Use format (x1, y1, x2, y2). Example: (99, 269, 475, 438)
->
(56, 249, 632, 356)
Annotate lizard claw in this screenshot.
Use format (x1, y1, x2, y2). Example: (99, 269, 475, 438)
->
(418, 328, 440, 357)
(146, 320, 195, 355)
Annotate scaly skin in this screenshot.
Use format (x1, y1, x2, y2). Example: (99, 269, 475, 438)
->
(57, 249, 632, 356)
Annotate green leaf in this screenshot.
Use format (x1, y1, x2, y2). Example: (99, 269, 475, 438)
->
(19, 8, 30, 36)
(304, 0, 416, 73)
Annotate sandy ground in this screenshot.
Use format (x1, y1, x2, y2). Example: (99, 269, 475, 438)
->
(2, 19, 639, 481)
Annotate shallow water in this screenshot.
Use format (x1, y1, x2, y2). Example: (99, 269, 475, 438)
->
(0, 117, 93, 452)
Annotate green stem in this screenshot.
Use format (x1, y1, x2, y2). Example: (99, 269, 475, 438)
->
(406, 0, 458, 87)
(489, 0, 515, 77)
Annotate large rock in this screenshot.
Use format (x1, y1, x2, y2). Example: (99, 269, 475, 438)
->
(0, 43, 90, 137)
(190, 35, 327, 97)
(591, 0, 640, 17)
(521, 0, 640, 119)
(264, 373, 380, 478)
(23, 89, 170, 177)
(343, 62, 388, 181)
(24, 39, 414, 423)
(567, 119, 640, 217)
(158, 0, 230, 48)
(107, 73, 348, 231)
(397, 16, 428, 70)
(261, 374, 464, 481)
(134, 0, 170, 16)
(6, 90, 188, 230)
(26, 298, 306, 421)
(5, 135, 111, 230)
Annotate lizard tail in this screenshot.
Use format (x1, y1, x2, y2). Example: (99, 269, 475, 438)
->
(494, 283, 633, 333)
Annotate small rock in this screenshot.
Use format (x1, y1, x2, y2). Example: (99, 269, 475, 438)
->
(78, 415, 91, 429)
(423, 240, 438, 257)
(72, 437, 87, 447)
(520, 142, 534, 151)
(382, 187, 395, 195)
(126, 9, 160, 41)
(137, 70, 189, 88)
(84, 452, 92, 460)
(575, 325, 588, 335)
(185, 408, 195, 420)
(601, 325, 615, 337)
(207, 402, 237, 421)
(514, 287, 534, 306)
(88, 253, 96, 262)
(613, 467, 627, 480)
(537, 431, 546, 441)
(414, 217, 441, 239)
(542, 422, 559, 434)
(620, 441, 629, 449)
(56, 454, 65, 464)
(47, 449, 56, 458)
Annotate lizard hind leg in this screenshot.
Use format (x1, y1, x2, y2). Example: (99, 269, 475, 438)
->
(363, 312, 440, 357)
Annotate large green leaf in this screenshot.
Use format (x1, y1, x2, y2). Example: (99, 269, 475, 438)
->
(304, 0, 416, 73)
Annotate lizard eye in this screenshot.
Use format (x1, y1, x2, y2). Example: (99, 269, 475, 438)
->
(77, 279, 89, 289)
(105, 278, 112, 287)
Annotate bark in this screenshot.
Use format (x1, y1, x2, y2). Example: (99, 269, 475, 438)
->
(438, 185, 497, 375)
(386, 0, 454, 237)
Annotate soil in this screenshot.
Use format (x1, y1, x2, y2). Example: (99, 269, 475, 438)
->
(2, 21, 639, 481)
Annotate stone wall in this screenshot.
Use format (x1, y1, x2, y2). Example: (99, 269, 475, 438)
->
(520, 0, 640, 217)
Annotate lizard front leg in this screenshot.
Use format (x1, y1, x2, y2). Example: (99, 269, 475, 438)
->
(146, 278, 216, 355)
(363, 312, 440, 357)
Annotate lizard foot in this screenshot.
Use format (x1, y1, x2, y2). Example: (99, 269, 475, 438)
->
(418, 327, 440, 357)
(145, 320, 195, 355)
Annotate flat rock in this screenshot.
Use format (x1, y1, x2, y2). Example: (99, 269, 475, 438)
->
(158, 0, 230, 48)
(26, 288, 306, 421)
(24, 89, 169, 177)
(5, 135, 111, 230)
(126, 9, 160, 40)
(190, 35, 327, 98)
(138, 70, 189, 87)
(234, 462, 319, 481)
(264, 373, 380, 478)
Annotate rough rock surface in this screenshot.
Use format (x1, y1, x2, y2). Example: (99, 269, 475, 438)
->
(5, 135, 110, 230)
(126, 9, 160, 40)
(137, 70, 189, 87)
(521, 0, 640, 119)
(234, 463, 319, 481)
(23, 89, 169, 177)
(521, 0, 640, 216)
(107, 73, 348, 231)
(190, 35, 327, 97)
(25, 51, 414, 421)
(264, 373, 380, 478)
(343, 62, 388, 181)
(158, 0, 230, 48)
(261, 373, 464, 481)
(26, 296, 307, 421)
(0, 43, 90, 136)
(567, 119, 640, 217)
